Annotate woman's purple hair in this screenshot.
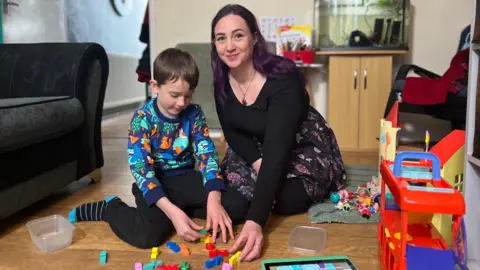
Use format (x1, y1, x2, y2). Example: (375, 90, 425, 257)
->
(211, 4, 306, 104)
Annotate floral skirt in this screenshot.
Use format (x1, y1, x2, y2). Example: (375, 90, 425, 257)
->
(220, 106, 347, 202)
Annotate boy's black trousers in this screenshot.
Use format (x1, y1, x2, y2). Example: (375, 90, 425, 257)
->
(104, 171, 310, 248)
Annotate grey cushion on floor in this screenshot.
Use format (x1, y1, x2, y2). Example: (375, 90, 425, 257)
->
(0, 96, 84, 153)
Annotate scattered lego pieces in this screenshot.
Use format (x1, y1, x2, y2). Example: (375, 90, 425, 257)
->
(222, 262, 233, 270)
(209, 249, 229, 258)
(166, 241, 180, 253)
(217, 249, 229, 257)
(200, 236, 211, 243)
(180, 260, 190, 270)
(179, 244, 190, 256)
(158, 265, 180, 270)
(209, 250, 217, 258)
(205, 255, 223, 268)
(228, 251, 241, 266)
(132, 237, 233, 269)
(151, 247, 159, 259)
(131, 257, 161, 269)
(206, 243, 215, 250)
(142, 260, 157, 270)
(99, 250, 107, 264)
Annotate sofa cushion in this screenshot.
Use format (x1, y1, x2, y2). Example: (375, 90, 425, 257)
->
(0, 96, 84, 153)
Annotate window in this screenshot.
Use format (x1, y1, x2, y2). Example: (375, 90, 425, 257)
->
(454, 173, 464, 192)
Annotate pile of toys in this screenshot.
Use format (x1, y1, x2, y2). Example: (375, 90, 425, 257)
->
(330, 180, 381, 219)
(127, 229, 241, 269)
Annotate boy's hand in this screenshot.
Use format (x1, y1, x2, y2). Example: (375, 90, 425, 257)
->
(157, 198, 204, 242)
(170, 207, 204, 242)
(206, 191, 234, 243)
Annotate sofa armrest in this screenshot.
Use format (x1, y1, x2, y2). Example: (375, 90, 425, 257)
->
(0, 43, 109, 178)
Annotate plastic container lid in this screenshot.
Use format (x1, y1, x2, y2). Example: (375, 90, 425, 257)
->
(26, 215, 76, 252)
(287, 226, 327, 254)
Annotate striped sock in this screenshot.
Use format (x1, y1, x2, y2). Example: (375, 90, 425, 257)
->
(68, 196, 118, 222)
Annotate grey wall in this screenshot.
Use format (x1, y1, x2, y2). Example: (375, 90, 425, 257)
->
(65, 0, 148, 57)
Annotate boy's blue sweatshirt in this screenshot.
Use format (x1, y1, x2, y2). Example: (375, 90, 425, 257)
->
(127, 99, 225, 206)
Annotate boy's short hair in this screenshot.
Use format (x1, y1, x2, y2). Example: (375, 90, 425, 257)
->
(153, 48, 199, 90)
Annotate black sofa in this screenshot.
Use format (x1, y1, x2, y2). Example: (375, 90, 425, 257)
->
(0, 43, 109, 220)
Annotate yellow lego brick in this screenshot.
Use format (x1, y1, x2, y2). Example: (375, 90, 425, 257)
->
(228, 251, 241, 265)
(228, 256, 239, 265)
(151, 247, 159, 259)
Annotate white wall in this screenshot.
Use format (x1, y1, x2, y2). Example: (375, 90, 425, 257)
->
(2, 0, 68, 43)
(153, 0, 472, 118)
(404, 0, 472, 75)
(66, 0, 149, 110)
(66, 0, 148, 57)
(2, 0, 148, 110)
(103, 53, 146, 110)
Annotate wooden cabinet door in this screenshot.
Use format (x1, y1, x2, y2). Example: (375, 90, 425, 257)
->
(328, 56, 360, 150)
(358, 55, 392, 150)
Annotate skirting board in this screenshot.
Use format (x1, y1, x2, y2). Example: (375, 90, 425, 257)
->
(103, 96, 145, 110)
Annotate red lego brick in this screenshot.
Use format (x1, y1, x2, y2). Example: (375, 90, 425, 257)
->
(209, 250, 218, 258)
(206, 243, 216, 250)
(217, 249, 229, 257)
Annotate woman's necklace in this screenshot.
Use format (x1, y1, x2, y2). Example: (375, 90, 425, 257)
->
(234, 70, 256, 105)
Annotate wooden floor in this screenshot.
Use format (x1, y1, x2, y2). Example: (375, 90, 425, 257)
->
(0, 113, 380, 270)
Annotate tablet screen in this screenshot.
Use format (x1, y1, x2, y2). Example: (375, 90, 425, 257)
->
(263, 258, 358, 270)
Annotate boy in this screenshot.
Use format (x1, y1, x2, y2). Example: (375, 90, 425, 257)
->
(68, 48, 247, 248)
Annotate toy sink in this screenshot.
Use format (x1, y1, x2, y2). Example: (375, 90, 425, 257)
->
(26, 215, 76, 252)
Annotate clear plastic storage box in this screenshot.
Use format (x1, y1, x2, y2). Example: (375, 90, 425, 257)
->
(26, 215, 76, 252)
(287, 226, 328, 254)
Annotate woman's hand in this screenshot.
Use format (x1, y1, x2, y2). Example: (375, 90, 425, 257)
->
(229, 220, 263, 262)
(156, 198, 204, 242)
(206, 191, 234, 243)
(252, 158, 262, 174)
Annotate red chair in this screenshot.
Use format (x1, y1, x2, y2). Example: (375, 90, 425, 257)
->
(383, 25, 470, 147)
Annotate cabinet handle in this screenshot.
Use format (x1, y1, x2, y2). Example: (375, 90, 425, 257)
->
(364, 69, 368, 89)
(353, 69, 358, 89)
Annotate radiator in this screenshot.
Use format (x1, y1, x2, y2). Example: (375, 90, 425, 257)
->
(104, 53, 146, 110)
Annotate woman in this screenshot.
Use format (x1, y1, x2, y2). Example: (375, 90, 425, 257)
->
(211, 4, 347, 261)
